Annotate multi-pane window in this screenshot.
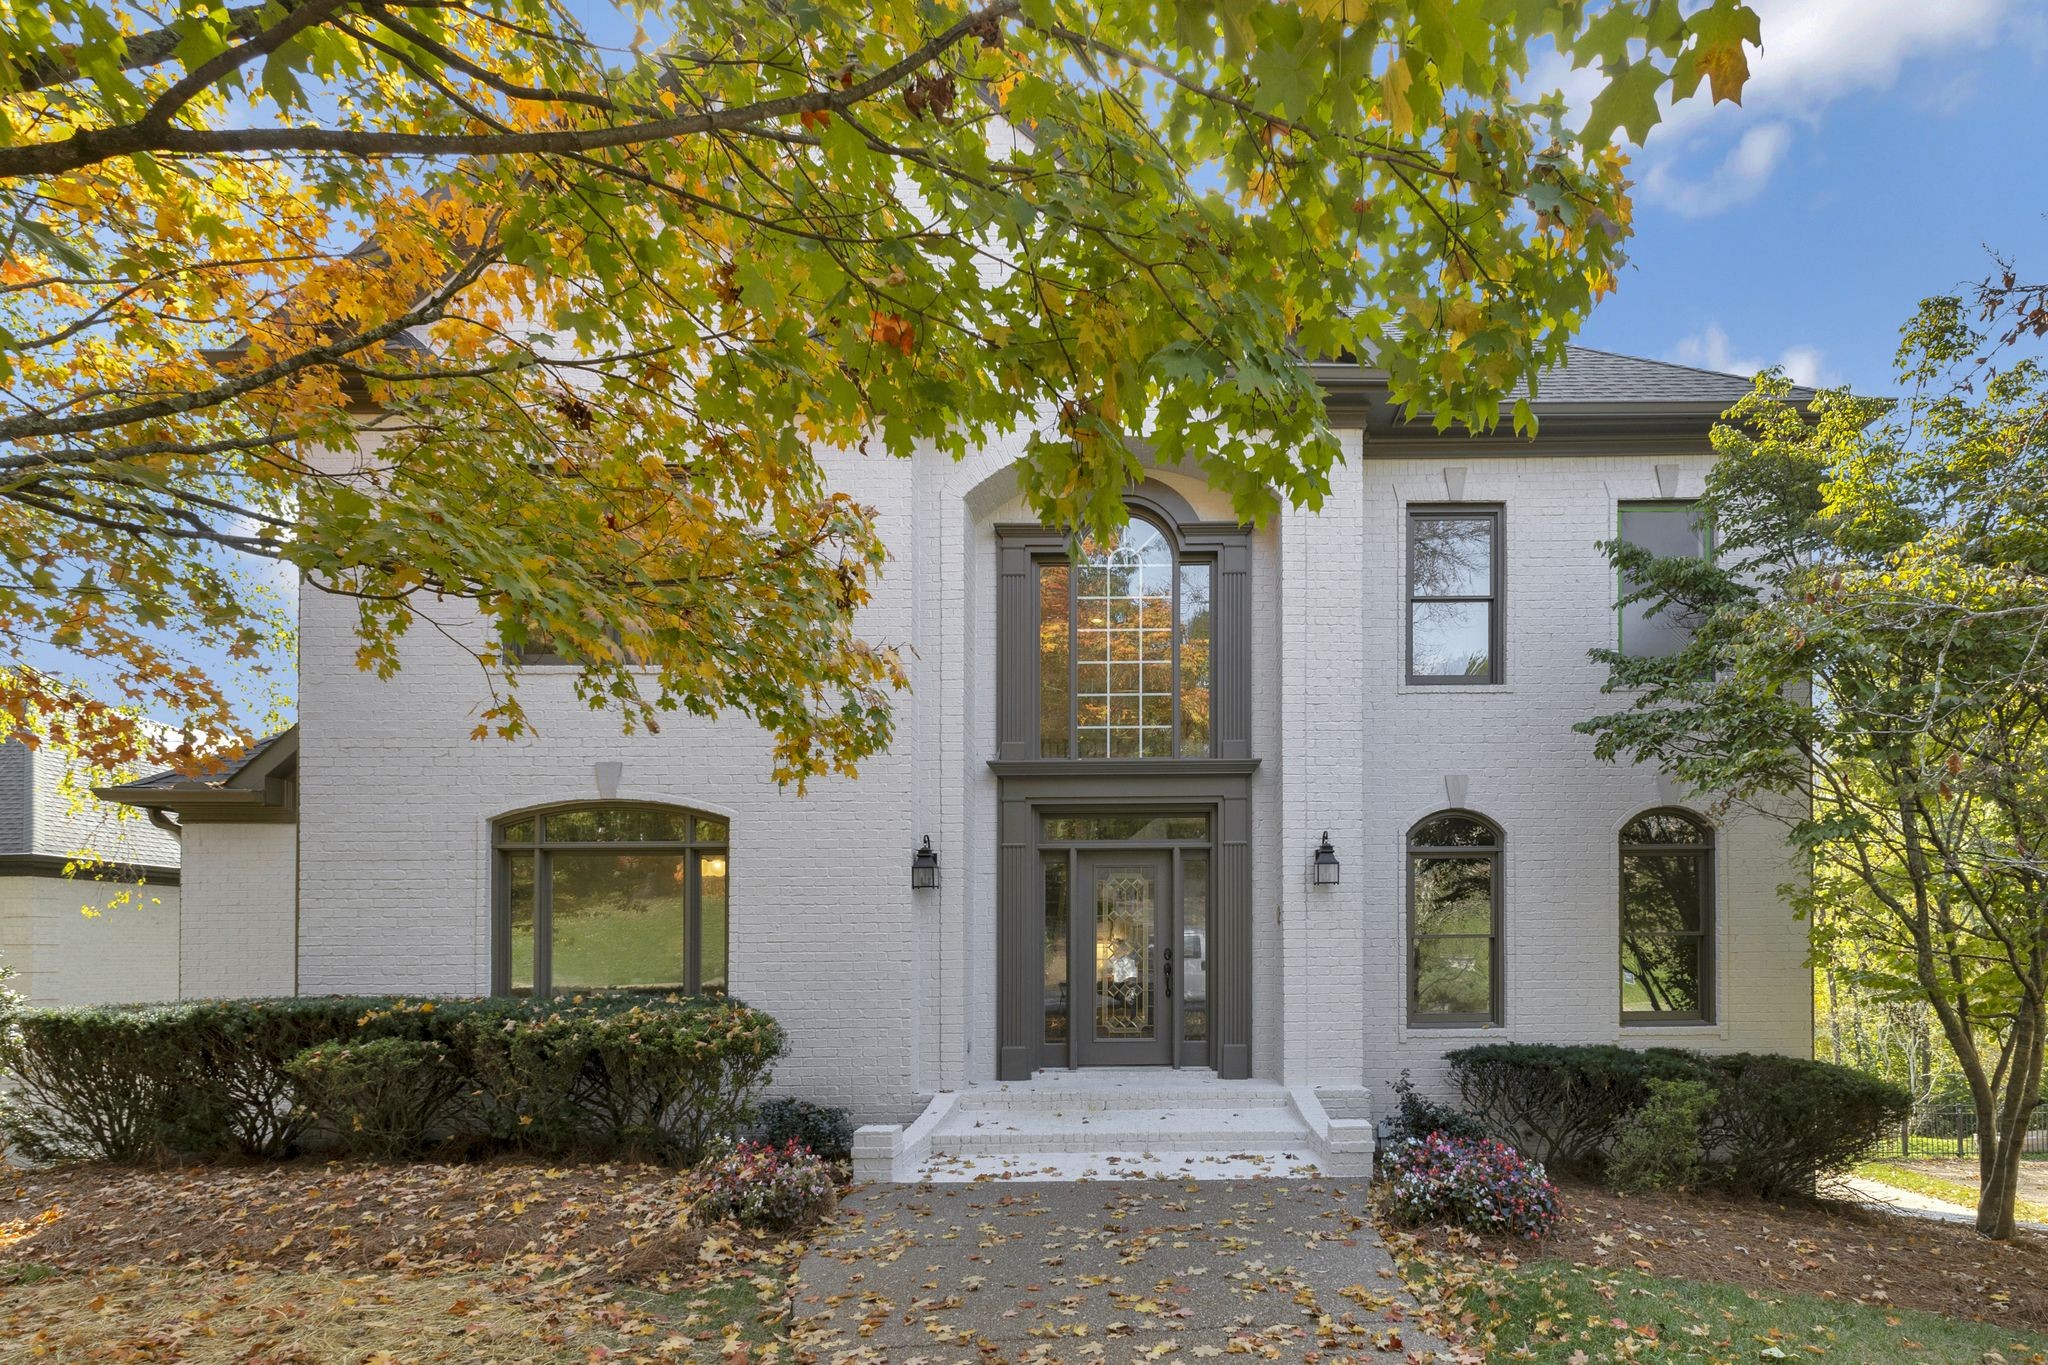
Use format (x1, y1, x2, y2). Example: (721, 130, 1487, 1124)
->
(1617, 502, 1711, 658)
(1408, 812, 1503, 1025)
(494, 804, 728, 997)
(1037, 516, 1213, 758)
(1408, 508, 1502, 684)
(1620, 810, 1713, 1023)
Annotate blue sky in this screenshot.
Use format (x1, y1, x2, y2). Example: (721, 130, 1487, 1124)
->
(1564, 0, 2048, 396)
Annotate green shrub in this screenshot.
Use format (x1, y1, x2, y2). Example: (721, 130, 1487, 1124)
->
(0, 992, 784, 1166)
(1384, 1069, 1488, 1144)
(1606, 1077, 1717, 1194)
(1448, 1043, 1910, 1196)
(1446, 1043, 1700, 1171)
(0, 1004, 213, 1161)
(1699, 1053, 1911, 1197)
(757, 1098, 856, 1159)
(462, 996, 785, 1161)
(286, 1038, 468, 1158)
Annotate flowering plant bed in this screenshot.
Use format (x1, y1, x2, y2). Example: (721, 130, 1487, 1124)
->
(1381, 1132, 1562, 1240)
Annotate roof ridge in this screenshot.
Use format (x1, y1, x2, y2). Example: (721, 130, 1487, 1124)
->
(1561, 341, 1817, 396)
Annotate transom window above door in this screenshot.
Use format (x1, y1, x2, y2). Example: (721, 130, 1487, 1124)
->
(1038, 516, 1211, 758)
(492, 803, 728, 998)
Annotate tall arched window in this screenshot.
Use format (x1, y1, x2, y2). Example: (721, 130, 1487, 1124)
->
(1036, 515, 1212, 758)
(1408, 812, 1503, 1026)
(492, 804, 728, 997)
(1620, 810, 1712, 1023)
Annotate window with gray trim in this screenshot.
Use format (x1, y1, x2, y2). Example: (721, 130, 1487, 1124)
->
(1407, 507, 1502, 684)
(493, 804, 728, 996)
(1620, 809, 1713, 1023)
(1408, 812, 1502, 1025)
(1036, 514, 1213, 758)
(1617, 501, 1711, 658)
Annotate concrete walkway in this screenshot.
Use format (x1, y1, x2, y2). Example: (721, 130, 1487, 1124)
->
(790, 1178, 1457, 1363)
(1831, 1173, 2048, 1233)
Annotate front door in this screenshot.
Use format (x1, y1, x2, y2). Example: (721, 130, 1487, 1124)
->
(1074, 851, 1174, 1066)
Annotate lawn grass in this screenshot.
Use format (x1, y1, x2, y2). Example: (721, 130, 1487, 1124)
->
(1855, 1159, 2048, 1224)
(1424, 1258, 2048, 1363)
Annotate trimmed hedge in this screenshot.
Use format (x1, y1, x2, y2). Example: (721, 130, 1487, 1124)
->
(0, 993, 783, 1165)
(1445, 1043, 1909, 1196)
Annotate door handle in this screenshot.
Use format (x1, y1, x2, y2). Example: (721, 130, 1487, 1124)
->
(1163, 945, 1174, 1000)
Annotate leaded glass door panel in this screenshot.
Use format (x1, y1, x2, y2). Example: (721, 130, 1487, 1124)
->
(1074, 851, 1173, 1065)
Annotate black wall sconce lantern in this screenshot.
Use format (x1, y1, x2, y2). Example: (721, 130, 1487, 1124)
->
(911, 835, 940, 889)
(1312, 831, 1340, 886)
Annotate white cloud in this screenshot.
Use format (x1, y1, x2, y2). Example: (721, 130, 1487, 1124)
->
(1610, 0, 2013, 214)
(1639, 122, 1791, 218)
(1669, 323, 1833, 388)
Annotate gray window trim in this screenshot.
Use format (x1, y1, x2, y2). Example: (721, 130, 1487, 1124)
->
(490, 801, 729, 997)
(1619, 807, 1715, 1025)
(1406, 810, 1504, 1027)
(1406, 504, 1505, 686)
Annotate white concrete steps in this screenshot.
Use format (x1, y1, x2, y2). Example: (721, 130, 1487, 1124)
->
(851, 1070, 1375, 1182)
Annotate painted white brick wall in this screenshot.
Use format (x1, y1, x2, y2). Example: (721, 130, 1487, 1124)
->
(276, 430, 1812, 1121)
(178, 822, 297, 998)
(0, 876, 181, 1005)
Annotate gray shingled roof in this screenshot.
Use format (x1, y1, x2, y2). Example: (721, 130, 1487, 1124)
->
(1511, 344, 1817, 406)
(111, 727, 295, 793)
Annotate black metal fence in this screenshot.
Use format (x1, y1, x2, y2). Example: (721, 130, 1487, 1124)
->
(1865, 1103, 2048, 1162)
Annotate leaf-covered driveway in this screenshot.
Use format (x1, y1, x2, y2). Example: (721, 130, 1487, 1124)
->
(791, 1179, 1455, 1363)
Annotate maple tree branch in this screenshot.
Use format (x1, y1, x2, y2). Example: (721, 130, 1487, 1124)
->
(0, 0, 1022, 182)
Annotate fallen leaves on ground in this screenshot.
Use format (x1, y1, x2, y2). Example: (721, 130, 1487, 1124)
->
(1378, 1177, 2048, 1364)
(0, 1159, 807, 1361)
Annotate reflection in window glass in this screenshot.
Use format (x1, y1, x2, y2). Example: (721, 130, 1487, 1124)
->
(1178, 562, 1212, 755)
(495, 806, 728, 997)
(1621, 811, 1712, 1021)
(1039, 563, 1071, 758)
(1181, 852, 1209, 1044)
(1618, 503, 1709, 659)
(548, 852, 686, 992)
(698, 852, 728, 994)
(1044, 857, 1068, 1046)
(1409, 512, 1499, 682)
(1073, 520, 1176, 757)
(1409, 814, 1501, 1023)
(543, 806, 691, 843)
(1041, 813, 1211, 842)
(507, 851, 537, 995)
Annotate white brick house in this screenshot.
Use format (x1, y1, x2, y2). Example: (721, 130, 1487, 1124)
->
(107, 347, 1815, 1151)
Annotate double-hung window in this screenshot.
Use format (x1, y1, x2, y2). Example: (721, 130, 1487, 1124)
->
(1407, 507, 1503, 684)
(1617, 502, 1711, 658)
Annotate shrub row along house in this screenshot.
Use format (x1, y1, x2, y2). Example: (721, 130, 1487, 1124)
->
(102, 348, 1817, 1178)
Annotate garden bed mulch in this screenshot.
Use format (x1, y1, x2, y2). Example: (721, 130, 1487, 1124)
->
(0, 1160, 807, 1361)
(1393, 1176, 2048, 1333)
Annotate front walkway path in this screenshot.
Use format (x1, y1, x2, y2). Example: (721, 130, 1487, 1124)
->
(790, 1178, 1456, 1363)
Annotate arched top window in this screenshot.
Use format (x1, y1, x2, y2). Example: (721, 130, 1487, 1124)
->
(492, 803, 728, 998)
(1037, 511, 1212, 759)
(1410, 812, 1501, 849)
(996, 484, 1251, 765)
(1407, 811, 1502, 1026)
(1620, 808, 1713, 1023)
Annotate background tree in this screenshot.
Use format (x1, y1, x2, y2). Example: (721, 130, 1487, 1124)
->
(2, 0, 1760, 780)
(1578, 295, 2048, 1238)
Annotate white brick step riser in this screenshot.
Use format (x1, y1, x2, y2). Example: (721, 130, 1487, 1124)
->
(934, 1130, 1311, 1155)
(955, 1090, 1291, 1113)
